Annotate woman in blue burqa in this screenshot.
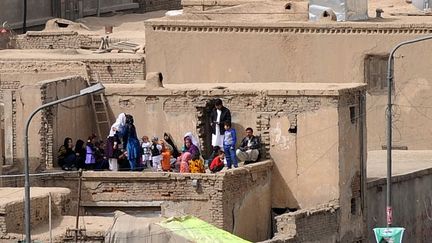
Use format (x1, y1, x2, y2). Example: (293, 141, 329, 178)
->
(122, 114, 142, 170)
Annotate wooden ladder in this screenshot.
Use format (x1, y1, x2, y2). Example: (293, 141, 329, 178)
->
(88, 74, 110, 139)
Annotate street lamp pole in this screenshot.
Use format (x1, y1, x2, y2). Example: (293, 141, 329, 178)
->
(386, 36, 432, 227)
(24, 83, 104, 242)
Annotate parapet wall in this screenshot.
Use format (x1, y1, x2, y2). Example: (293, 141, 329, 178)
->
(271, 203, 340, 243)
(12, 31, 99, 49)
(0, 187, 71, 237)
(367, 168, 432, 242)
(37, 160, 273, 242)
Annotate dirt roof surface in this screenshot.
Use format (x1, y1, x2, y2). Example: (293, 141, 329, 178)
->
(367, 150, 432, 180)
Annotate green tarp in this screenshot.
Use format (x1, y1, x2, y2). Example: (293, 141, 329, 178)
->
(105, 211, 251, 243)
(158, 216, 250, 243)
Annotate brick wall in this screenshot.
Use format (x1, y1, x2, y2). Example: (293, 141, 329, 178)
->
(136, 0, 182, 12)
(0, 188, 71, 238)
(146, 90, 337, 159)
(273, 203, 340, 242)
(13, 31, 100, 49)
(0, 58, 145, 85)
(86, 58, 146, 83)
(36, 160, 273, 242)
(39, 76, 94, 169)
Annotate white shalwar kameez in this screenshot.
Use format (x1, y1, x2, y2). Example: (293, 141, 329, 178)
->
(212, 109, 224, 147)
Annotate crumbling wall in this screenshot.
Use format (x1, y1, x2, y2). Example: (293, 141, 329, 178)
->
(12, 31, 99, 49)
(39, 76, 94, 169)
(0, 57, 145, 85)
(222, 161, 272, 242)
(104, 85, 364, 211)
(86, 58, 146, 83)
(337, 90, 366, 242)
(272, 203, 340, 243)
(36, 161, 273, 242)
(0, 187, 71, 238)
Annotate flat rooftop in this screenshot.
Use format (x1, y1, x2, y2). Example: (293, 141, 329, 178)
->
(367, 150, 432, 181)
(147, 0, 432, 25)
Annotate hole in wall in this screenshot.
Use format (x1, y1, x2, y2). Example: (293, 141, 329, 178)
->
(323, 11, 329, 17)
(350, 198, 356, 215)
(288, 126, 297, 134)
(212, 86, 227, 90)
(285, 3, 292, 10)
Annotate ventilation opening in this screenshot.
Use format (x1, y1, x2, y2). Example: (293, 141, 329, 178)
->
(212, 86, 227, 90)
(288, 126, 297, 134)
(285, 3, 292, 10)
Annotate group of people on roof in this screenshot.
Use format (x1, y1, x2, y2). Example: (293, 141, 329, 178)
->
(57, 98, 261, 172)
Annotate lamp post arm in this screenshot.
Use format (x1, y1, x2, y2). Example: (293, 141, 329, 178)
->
(23, 92, 85, 243)
(386, 35, 432, 227)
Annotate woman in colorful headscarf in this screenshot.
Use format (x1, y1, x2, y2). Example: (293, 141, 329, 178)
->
(179, 152, 191, 173)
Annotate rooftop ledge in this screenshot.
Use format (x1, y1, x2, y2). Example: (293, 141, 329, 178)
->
(81, 160, 273, 181)
(104, 82, 366, 97)
(145, 18, 432, 30)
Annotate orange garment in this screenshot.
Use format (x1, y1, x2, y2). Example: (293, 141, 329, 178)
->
(161, 150, 171, 171)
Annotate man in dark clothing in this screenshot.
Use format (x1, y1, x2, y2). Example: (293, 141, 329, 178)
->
(236, 127, 261, 164)
(210, 98, 231, 148)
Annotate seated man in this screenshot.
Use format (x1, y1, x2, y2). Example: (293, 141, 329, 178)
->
(236, 127, 261, 164)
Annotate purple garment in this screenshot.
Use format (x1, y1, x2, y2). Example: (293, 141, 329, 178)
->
(85, 145, 95, 164)
(187, 144, 200, 158)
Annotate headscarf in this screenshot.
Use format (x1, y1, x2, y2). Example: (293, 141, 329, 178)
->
(183, 132, 200, 149)
(63, 137, 73, 152)
(164, 132, 180, 158)
(109, 113, 126, 137)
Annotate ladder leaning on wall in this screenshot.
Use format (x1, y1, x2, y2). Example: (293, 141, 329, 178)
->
(87, 74, 111, 139)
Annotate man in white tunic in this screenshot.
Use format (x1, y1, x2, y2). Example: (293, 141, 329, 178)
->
(210, 99, 231, 148)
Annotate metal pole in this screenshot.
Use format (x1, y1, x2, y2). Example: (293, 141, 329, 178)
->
(75, 169, 83, 243)
(386, 35, 432, 227)
(23, 84, 103, 243)
(23, 0, 27, 32)
(49, 192, 52, 243)
(97, 0, 101, 17)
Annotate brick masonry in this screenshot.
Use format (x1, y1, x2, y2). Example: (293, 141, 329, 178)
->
(136, 0, 182, 12)
(272, 203, 340, 242)
(12, 31, 101, 50)
(0, 188, 71, 238)
(36, 161, 273, 241)
(135, 89, 339, 159)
